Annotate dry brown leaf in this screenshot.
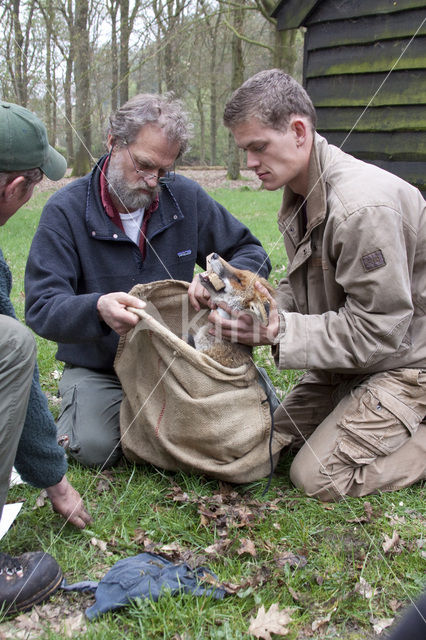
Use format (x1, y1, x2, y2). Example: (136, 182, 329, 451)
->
(160, 542, 185, 554)
(275, 551, 307, 569)
(389, 598, 402, 612)
(371, 617, 394, 635)
(248, 603, 292, 639)
(385, 512, 406, 526)
(200, 513, 210, 526)
(33, 489, 48, 508)
(320, 503, 334, 510)
(63, 612, 87, 637)
(237, 538, 257, 557)
(204, 538, 232, 556)
(96, 470, 114, 494)
(364, 501, 373, 520)
(287, 586, 301, 601)
(311, 611, 332, 632)
(90, 537, 108, 552)
(382, 531, 400, 553)
(355, 577, 376, 599)
(132, 527, 148, 545)
(348, 501, 374, 524)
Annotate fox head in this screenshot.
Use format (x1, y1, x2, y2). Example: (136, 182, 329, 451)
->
(198, 253, 274, 325)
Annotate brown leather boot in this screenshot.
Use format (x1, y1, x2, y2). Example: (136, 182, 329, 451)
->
(0, 551, 63, 616)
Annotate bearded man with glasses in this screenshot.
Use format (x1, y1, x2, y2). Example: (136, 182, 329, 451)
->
(24, 93, 271, 470)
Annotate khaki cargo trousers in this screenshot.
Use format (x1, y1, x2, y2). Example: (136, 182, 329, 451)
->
(274, 368, 426, 501)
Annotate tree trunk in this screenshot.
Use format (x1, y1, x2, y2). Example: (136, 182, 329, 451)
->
(273, 28, 298, 74)
(10, 0, 36, 106)
(73, 0, 92, 176)
(108, 0, 119, 112)
(44, 0, 54, 144)
(196, 91, 206, 165)
(64, 54, 74, 165)
(227, 1, 245, 180)
(119, 0, 129, 105)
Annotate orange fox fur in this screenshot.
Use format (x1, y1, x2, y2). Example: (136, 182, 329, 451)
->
(191, 253, 275, 367)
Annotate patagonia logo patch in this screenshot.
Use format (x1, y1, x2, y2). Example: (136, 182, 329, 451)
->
(361, 249, 386, 272)
(177, 249, 192, 258)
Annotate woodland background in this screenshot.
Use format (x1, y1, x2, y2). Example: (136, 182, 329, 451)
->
(1, 0, 304, 177)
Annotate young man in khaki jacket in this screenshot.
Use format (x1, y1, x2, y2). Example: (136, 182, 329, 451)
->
(211, 68, 426, 501)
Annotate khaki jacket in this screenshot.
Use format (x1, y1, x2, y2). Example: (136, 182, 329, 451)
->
(275, 134, 426, 374)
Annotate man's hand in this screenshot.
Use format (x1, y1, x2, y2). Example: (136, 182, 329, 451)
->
(46, 476, 93, 529)
(97, 292, 146, 335)
(207, 282, 280, 346)
(188, 274, 214, 311)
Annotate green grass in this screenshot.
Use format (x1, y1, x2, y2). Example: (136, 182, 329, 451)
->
(0, 186, 425, 638)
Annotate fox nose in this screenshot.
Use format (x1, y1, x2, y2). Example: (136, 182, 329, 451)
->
(211, 252, 219, 260)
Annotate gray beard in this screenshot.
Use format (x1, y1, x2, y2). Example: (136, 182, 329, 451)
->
(106, 161, 159, 211)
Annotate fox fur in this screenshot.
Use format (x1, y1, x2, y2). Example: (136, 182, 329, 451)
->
(190, 253, 275, 367)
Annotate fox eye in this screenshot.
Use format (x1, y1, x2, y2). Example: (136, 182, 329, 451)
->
(232, 275, 242, 284)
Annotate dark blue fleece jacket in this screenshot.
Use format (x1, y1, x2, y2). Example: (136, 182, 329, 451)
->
(0, 249, 67, 487)
(25, 156, 271, 371)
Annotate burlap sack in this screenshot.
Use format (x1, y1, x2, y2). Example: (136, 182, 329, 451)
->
(114, 280, 284, 483)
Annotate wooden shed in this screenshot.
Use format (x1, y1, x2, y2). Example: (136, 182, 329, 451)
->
(272, 0, 426, 197)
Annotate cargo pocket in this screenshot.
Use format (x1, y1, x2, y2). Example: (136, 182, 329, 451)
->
(320, 384, 422, 476)
(57, 384, 80, 453)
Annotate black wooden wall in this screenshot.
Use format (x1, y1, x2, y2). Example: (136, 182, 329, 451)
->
(273, 0, 426, 197)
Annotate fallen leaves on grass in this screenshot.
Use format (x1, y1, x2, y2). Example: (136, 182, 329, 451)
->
(382, 531, 401, 554)
(90, 537, 108, 552)
(166, 481, 292, 538)
(311, 608, 335, 633)
(237, 538, 257, 557)
(33, 489, 48, 509)
(348, 501, 374, 523)
(0, 599, 89, 638)
(274, 551, 307, 569)
(248, 603, 292, 639)
(204, 538, 233, 556)
(355, 577, 376, 599)
(95, 470, 115, 494)
(370, 616, 394, 635)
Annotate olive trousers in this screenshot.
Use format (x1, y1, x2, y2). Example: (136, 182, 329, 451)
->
(274, 368, 426, 501)
(0, 316, 36, 518)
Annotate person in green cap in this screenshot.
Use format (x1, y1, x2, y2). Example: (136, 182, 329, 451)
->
(0, 101, 92, 616)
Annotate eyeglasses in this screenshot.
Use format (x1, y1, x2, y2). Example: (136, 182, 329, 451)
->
(124, 143, 175, 184)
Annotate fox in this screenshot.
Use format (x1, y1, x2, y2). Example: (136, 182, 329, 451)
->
(189, 253, 275, 367)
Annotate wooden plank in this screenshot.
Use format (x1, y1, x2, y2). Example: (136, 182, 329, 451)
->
(306, 10, 426, 50)
(306, 70, 426, 106)
(320, 130, 426, 161)
(272, 0, 321, 30)
(305, 37, 425, 77)
(306, 0, 426, 25)
(316, 105, 426, 131)
(306, 37, 425, 76)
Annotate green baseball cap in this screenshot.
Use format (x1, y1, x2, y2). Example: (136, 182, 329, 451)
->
(0, 101, 67, 180)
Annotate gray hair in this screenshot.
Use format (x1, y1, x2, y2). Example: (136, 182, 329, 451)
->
(108, 93, 192, 158)
(223, 69, 317, 132)
(0, 168, 43, 191)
